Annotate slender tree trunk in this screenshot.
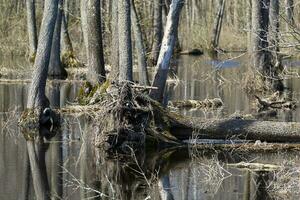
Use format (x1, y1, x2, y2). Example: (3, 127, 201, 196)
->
(110, 0, 119, 79)
(118, 0, 133, 82)
(149, 0, 184, 102)
(81, 0, 106, 84)
(247, 0, 252, 51)
(61, 11, 73, 54)
(286, 0, 295, 29)
(269, 0, 280, 65)
(149, 0, 163, 66)
(48, 0, 67, 79)
(26, 0, 38, 62)
(210, 0, 225, 55)
(131, 0, 150, 86)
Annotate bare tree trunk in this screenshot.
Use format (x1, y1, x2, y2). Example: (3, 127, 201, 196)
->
(285, 0, 295, 29)
(61, 11, 73, 54)
(149, 0, 163, 66)
(269, 0, 280, 66)
(131, 0, 150, 86)
(110, 0, 119, 79)
(252, 0, 270, 75)
(26, 0, 59, 198)
(149, 0, 184, 102)
(210, 0, 225, 55)
(81, 0, 106, 84)
(247, 0, 252, 51)
(48, 0, 68, 79)
(118, 0, 133, 82)
(26, 0, 38, 62)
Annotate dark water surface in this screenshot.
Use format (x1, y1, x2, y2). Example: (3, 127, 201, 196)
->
(1, 55, 300, 199)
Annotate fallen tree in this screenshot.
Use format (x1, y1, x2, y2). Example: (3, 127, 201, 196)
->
(60, 82, 300, 153)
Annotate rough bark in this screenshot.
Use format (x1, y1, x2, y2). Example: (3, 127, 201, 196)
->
(110, 0, 119, 79)
(26, 0, 38, 61)
(81, 0, 106, 84)
(149, 0, 163, 66)
(48, 0, 68, 79)
(149, 0, 184, 102)
(131, 0, 150, 86)
(25, 0, 59, 199)
(118, 0, 133, 82)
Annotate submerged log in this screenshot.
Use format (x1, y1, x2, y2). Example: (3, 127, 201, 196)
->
(169, 98, 223, 109)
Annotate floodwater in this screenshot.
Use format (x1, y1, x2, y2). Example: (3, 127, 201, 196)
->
(1, 54, 300, 199)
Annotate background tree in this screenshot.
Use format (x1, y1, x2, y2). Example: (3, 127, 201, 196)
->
(81, 0, 106, 84)
(118, 0, 133, 82)
(26, 0, 38, 62)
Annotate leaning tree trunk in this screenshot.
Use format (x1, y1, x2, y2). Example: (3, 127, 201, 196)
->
(25, 0, 59, 199)
(26, 0, 38, 62)
(149, 0, 184, 102)
(118, 0, 133, 82)
(81, 0, 106, 84)
(48, 0, 68, 79)
(149, 0, 163, 66)
(61, 11, 73, 55)
(131, 0, 150, 86)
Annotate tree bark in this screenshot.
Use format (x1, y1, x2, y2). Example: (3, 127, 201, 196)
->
(149, 0, 163, 66)
(118, 0, 133, 82)
(149, 0, 184, 102)
(252, 0, 270, 72)
(48, 0, 68, 79)
(61, 10, 73, 54)
(269, 0, 280, 66)
(26, 0, 38, 61)
(25, 0, 59, 198)
(82, 0, 106, 84)
(131, 0, 150, 86)
(110, 0, 119, 79)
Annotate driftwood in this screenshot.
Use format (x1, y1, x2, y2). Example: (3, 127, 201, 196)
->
(254, 94, 297, 109)
(179, 48, 203, 56)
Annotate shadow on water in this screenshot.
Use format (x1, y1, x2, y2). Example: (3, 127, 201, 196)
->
(2, 55, 300, 199)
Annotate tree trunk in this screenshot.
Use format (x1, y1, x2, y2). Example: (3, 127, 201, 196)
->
(149, 0, 163, 66)
(82, 0, 106, 84)
(247, 0, 252, 52)
(251, 0, 270, 75)
(26, 0, 38, 62)
(118, 0, 133, 82)
(25, 0, 59, 198)
(61, 10, 73, 54)
(131, 0, 150, 86)
(210, 0, 225, 55)
(48, 0, 68, 79)
(110, 0, 119, 79)
(285, 0, 295, 29)
(149, 0, 184, 102)
(269, 0, 280, 66)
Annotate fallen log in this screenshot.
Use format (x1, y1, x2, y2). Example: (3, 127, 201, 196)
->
(59, 82, 300, 152)
(169, 98, 223, 109)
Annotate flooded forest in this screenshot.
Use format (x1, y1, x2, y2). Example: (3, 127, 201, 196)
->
(2, 0, 300, 199)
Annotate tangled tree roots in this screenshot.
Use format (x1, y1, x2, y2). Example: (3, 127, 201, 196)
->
(82, 82, 181, 153)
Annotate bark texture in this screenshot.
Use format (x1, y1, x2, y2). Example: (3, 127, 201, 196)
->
(150, 0, 184, 102)
(149, 0, 163, 66)
(81, 0, 106, 84)
(26, 0, 38, 61)
(110, 0, 119, 79)
(48, 0, 68, 79)
(131, 0, 150, 86)
(118, 0, 133, 82)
